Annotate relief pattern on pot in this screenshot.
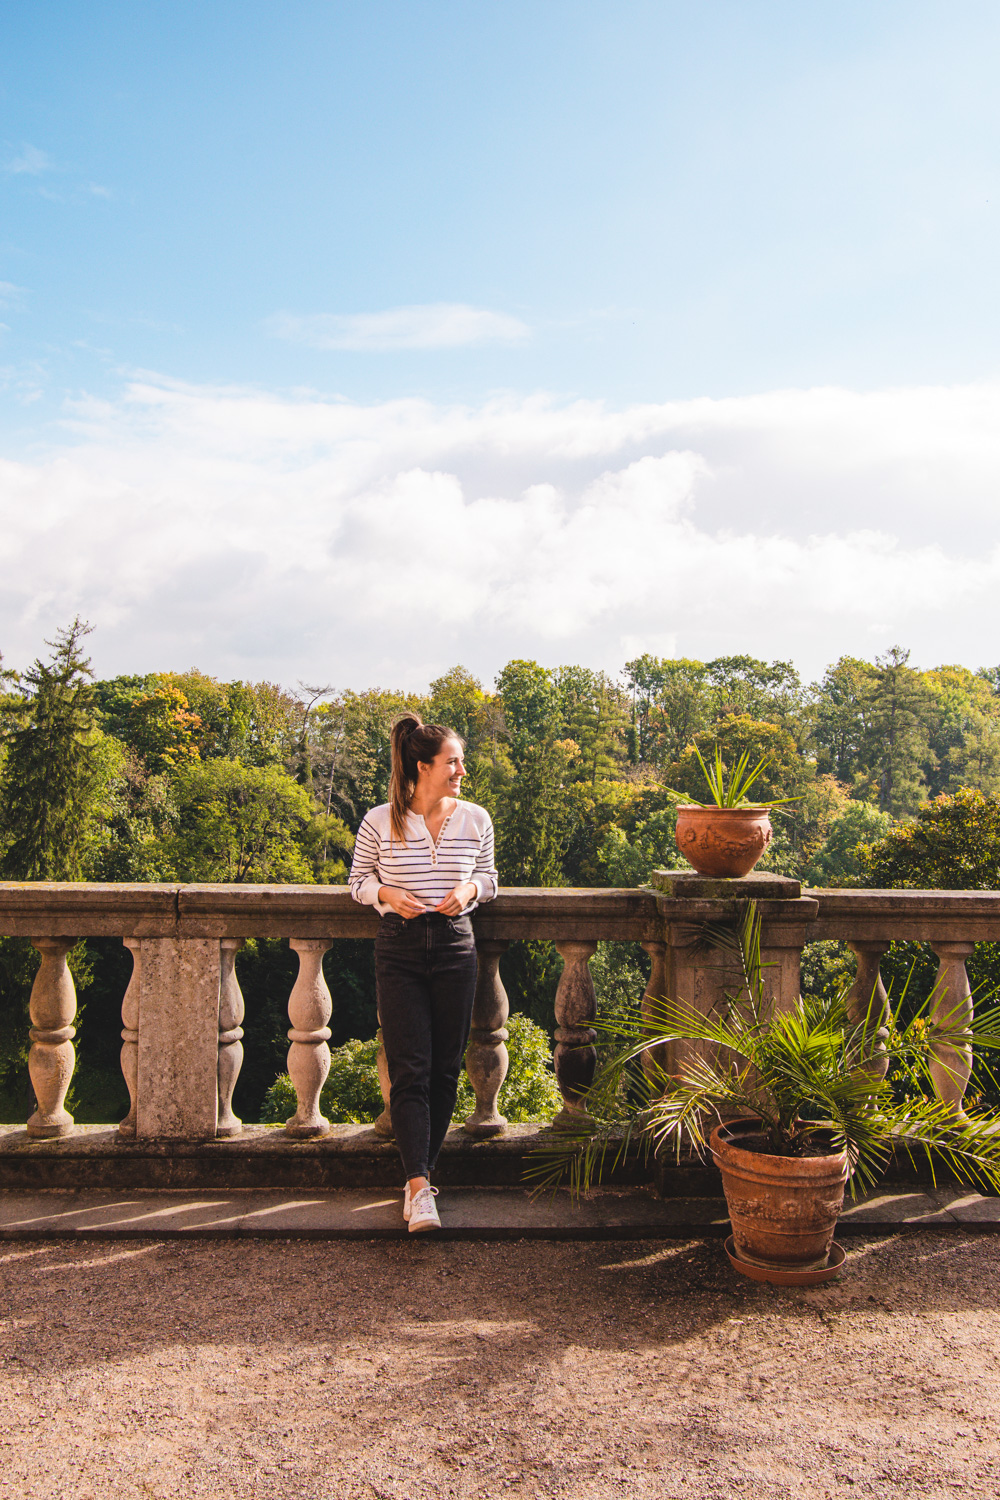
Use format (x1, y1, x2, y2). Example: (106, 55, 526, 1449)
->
(732, 1191, 847, 1225)
(680, 825, 771, 858)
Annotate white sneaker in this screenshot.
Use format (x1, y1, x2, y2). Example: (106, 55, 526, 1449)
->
(408, 1185, 441, 1234)
(403, 1180, 433, 1221)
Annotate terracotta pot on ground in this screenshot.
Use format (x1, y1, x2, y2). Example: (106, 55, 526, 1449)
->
(674, 804, 772, 878)
(710, 1119, 848, 1273)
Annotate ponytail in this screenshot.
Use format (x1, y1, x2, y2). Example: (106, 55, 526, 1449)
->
(388, 714, 462, 843)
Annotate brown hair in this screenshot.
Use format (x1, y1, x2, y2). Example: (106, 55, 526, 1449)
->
(388, 714, 462, 843)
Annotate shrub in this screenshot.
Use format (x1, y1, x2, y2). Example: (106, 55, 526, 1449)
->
(260, 1011, 561, 1125)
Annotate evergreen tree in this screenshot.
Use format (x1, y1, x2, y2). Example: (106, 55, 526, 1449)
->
(1, 619, 112, 880)
(869, 646, 934, 815)
(555, 665, 627, 786)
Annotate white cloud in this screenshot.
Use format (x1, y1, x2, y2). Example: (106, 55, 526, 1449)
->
(5, 144, 52, 175)
(1, 375, 1000, 687)
(266, 303, 530, 351)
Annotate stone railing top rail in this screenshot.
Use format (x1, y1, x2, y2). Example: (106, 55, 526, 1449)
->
(0, 883, 662, 940)
(1, 880, 1000, 944)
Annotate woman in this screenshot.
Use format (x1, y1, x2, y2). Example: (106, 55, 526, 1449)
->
(349, 714, 498, 1233)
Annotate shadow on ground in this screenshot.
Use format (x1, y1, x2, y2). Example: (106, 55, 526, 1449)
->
(1, 1232, 998, 1498)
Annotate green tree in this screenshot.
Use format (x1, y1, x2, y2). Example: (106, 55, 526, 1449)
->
(1, 619, 118, 880)
(91, 754, 175, 882)
(666, 715, 810, 806)
(123, 686, 203, 775)
(555, 666, 628, 786)
(597, 805, 683, 887)
(494, 739, 575, 887)
(165, 760, 317, 882)
(859, 788, 1000, 890)
(869, 646, 934, 815)
(162, 672, 298, 766)
(923, 665, 1000, 798)
(339, 686, 427, 818)
(426, 664, 487, 747)
(814, 648, 938, 814)
(705, 655, 806, 738)
(494, 659, 561, 752)
(801, 801, 892, 887)
(623, 655, 710, 767)
(813, 655, 881, 785)
(292, 683, 334, 796)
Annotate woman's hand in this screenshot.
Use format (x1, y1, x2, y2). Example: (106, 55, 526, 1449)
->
(435, 881, 478, 916)
(378, 886, 430, 918)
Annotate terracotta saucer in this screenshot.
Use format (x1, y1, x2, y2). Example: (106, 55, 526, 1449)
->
(724, 1235, 846, 1286)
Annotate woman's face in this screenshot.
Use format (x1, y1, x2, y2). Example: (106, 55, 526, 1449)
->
(419, 735, 466, 798)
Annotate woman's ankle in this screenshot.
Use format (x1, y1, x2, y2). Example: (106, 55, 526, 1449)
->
(408, 1175, 429, 1194)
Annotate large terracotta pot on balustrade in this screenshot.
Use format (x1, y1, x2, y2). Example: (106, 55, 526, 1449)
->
(711, 1119, 848, 1282)
(674, 804, 772, 878)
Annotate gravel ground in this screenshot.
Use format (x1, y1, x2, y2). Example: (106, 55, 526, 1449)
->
(0, 1229, 998, 1499)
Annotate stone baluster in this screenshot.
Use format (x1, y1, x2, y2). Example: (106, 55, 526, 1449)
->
(119, 938, 140, 1138)
(285, 939, 333, 1137)
(929, 941, 975, 1113)
(373, 1029, 394, 1138)
(846, 941, 891, 1081)
(639, 939, 668, 1083)
(551, 940, 598, 1130)
(26, 938, 77, 1138)
(464, 940, 510, 1137)
(217, 938, 245, 1137)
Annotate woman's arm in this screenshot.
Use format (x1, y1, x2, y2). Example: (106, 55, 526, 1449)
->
(347, 816, 384, 907)
(470, 815, 498, 904)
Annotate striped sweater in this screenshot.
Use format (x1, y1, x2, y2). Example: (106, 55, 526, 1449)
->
(348, 801, 498, 916)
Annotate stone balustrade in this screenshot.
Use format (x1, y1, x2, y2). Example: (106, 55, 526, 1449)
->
(0, 872, 994, 1144)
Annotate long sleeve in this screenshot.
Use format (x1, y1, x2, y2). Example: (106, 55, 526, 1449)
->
(470, 815, 498, 904)
(348, 814, 383, 908)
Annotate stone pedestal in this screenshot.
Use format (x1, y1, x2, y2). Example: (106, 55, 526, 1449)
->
(135, 937, 222, 1140)
(648, 870, 819, 1078)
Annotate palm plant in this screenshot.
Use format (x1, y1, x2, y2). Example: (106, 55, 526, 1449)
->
(667, 743, 800, 809)
(529, 903, 1000, 1198)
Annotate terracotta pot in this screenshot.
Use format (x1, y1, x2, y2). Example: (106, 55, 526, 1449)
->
(710, 1119, 848, 1273)
(674, 804, 772, 878)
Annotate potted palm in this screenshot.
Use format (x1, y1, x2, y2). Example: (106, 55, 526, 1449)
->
(530, 905, 1000, 1285)
(668, 744, 799, 878)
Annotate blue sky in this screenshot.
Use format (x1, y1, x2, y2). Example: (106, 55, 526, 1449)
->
(2, 3, 1000, 684)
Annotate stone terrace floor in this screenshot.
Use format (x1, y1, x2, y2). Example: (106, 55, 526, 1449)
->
(1, 1228, 999, 1499)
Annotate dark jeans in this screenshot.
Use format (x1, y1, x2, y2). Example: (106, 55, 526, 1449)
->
(375, 911, 479, 1182)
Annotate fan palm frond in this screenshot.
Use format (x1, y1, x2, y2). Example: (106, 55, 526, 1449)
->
(529, 901, 1000, 1199)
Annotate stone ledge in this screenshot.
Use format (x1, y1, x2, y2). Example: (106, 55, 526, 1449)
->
(0, 1184, 994, 1240)
(649, 870, 802, 900)
(0, 1122, 654, 1191)
(0, 1186, 710, 1240)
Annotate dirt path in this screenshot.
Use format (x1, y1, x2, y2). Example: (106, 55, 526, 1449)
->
(0, 1230, 997, 1498)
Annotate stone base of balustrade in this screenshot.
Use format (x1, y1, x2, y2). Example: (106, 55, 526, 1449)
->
(0, 1122, 980, 1197)
(0, 1122, 656, 1193)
